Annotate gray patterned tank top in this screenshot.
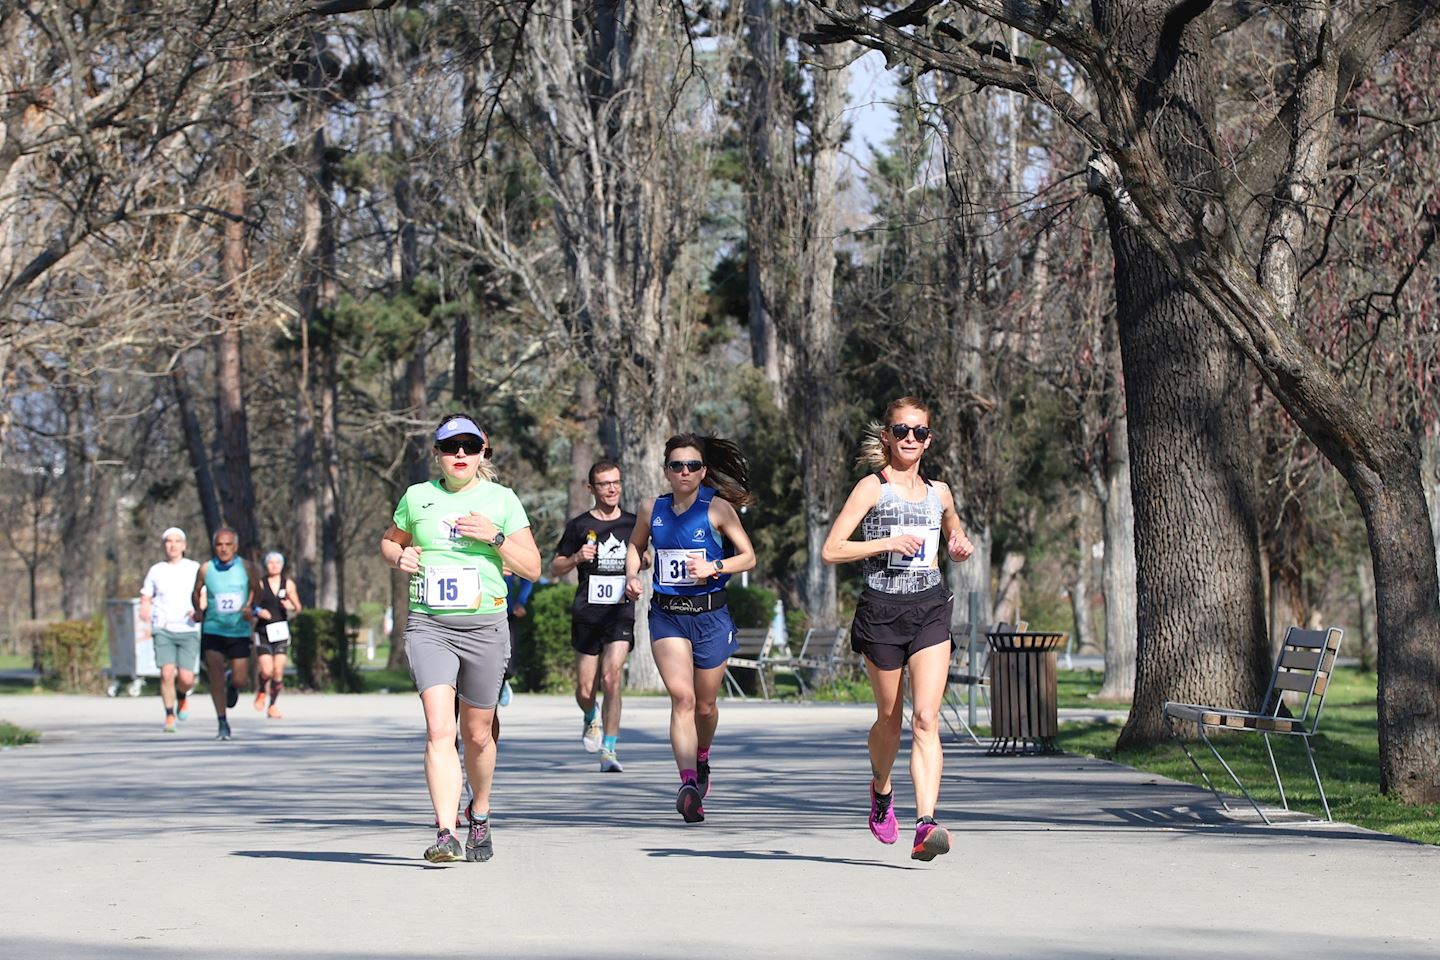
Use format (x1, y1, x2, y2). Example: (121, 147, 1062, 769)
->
(860, 472, 944, 594)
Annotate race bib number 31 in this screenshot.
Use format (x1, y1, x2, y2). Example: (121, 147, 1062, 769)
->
(887, 525, 941, 570)
(656, 549, 706, 587)
(588, 575, 626, 605)
(421, 565, 482, 610)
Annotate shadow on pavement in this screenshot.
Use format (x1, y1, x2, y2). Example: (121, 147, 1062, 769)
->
(643, 845, 918, 870)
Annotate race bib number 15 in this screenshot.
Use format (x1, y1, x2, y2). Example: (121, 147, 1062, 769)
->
(420, 566, 482, 610)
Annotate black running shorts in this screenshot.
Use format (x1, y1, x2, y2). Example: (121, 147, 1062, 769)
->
(850, 584, 953, 670)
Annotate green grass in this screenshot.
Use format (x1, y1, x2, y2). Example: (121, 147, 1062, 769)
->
(0, 720, 40, 746)
(0, 651, 35, 671)
(1057, 667, 1440, 845)
(358, 667, 417, 693)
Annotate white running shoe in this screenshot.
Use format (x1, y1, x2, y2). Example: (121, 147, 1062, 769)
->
(599, 749, 623, 773)
(581, 717, 603, 753)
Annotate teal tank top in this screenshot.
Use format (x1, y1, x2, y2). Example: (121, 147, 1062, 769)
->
(203, 560, 252, 637)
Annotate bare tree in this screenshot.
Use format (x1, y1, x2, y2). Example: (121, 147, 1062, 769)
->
(808, 0, 1440, 800)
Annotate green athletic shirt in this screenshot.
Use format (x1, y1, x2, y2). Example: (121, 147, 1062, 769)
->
(202, 559, 253, 638)
(392, 478, 530, 616)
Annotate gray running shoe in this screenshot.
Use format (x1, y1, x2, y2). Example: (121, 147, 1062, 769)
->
(465, 815, 494, 862)
(581, 717, 603, 753)
(425, 830, 463, 863)
(599, 749, 623, 773)
(697, 756, 711, 798)
(215, 717, 232, 741)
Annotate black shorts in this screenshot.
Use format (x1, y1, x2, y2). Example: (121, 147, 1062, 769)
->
(850, 584, 953, 671)
(201, 633, 251, 661)
(571, 618, 636, 656)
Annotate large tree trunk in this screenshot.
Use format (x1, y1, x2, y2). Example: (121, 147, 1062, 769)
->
(171, 361, 221, 541)
(1355, 557, 1377, 673)
(214, 53, 260, 561)
(1097, 395, 1138, 701)
(792, 40, 848, 631)
(1104, 3, 1270, 749)
(566, 377, 600, 523)
(1069, 488, 1097, 654)
(1422, 428, 1440, 598)
(742, 0, 785, 395)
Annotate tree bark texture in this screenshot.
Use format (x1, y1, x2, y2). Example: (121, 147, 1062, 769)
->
(1096, 3, 1270, 748)
(171, 361, 222, 542)
(742, 0, 787, 395)
(1097, 391, 1138, 700)
(1069, 488, 1097, 653)
(215, 52, 261, 561)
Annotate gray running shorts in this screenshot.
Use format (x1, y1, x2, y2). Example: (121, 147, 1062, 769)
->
(405, 610, 510, 708)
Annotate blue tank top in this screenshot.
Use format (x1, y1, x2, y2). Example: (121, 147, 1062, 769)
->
(649, 487, 728, 596)
(203, 559, 252, 637)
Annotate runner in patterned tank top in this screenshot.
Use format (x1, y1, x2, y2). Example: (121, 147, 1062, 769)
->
(822, 396, 975, 861)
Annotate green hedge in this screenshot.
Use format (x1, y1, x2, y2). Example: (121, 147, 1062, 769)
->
(726, 583, 777, 629)
(514, 583, 576, 693)
(41, 619, 105, 693)
(291, 609, 361, 692)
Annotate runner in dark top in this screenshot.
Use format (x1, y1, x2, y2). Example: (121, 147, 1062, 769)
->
(822, 396, 974, 861)
(252, 551, 301, 719)
(551, 460, 639, 773)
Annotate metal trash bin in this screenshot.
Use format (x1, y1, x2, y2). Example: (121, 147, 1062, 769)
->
(105, 599, 158, 697)
(986, 630, 1066, 755)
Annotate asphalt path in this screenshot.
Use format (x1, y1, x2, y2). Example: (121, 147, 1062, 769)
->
(1, 693, 1435, 959)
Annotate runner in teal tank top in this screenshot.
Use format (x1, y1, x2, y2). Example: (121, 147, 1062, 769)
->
(190, 527, 257, 741)
(380, 412, 543, 864)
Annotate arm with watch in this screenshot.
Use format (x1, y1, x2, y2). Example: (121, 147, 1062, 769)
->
(684, 497, 757, 581)
(455, 509, 543, 582)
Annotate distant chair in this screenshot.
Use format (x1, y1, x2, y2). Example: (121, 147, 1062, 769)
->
(1162, 625, 1344, 823)
(783, 626, 849, 696)
(723, 628, 774, 700)
(940, 621, 1026, 745)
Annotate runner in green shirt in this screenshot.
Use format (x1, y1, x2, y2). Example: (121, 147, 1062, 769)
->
(380, 413, 541, 864)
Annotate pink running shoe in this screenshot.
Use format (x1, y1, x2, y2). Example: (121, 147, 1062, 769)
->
(911, 818, 951, 861)
(868, 782, 898, 844)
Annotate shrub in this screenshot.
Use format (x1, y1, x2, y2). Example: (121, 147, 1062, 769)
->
(291, 609, 361, 692)
(726, 583, 777, 629)
(514, 583, 576, 693)
(41, 619, 105, 693)
(0, 721, 40, 746)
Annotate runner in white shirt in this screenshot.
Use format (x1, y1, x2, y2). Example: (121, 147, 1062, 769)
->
(139, 527, 201, 733)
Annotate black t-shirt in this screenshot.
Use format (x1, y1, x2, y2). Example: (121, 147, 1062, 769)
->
(556, 510, 637, 623)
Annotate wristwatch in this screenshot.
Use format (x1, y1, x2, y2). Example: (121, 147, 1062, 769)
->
(489, 530, 506, 548)
(713, 558, 725, 576)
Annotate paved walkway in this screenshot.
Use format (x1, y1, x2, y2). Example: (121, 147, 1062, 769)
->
(1, 693, 1435, 959)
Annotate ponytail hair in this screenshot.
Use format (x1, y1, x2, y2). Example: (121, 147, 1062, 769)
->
(856, 396, 932, 473)
(433, 410, 497, 482)
(665, 433, 755, 507)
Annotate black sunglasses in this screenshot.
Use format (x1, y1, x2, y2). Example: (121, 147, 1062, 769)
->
(888, 424, 932, 442)
(437, 436, 490, 457)
(666, 459, 704, 474)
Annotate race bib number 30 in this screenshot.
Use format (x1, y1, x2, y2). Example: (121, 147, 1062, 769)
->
(656, 549, 706, 587)
(588, 575, 626, 605)
(420, 565, 482, 610)
(887, 525, 941, 570)
(214, 592, 245, 614)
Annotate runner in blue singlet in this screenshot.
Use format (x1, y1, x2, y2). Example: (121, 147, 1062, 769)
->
(625, 433, 756, 823)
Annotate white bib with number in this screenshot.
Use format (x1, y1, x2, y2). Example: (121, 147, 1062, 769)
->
(587, 575, 626, 605)
(887, 525, 941, 570)
(264, 620, 291, 643)
(214, 592, 245, 614)
(422, 565, 482, 610)
(656, 549, 706, 587)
